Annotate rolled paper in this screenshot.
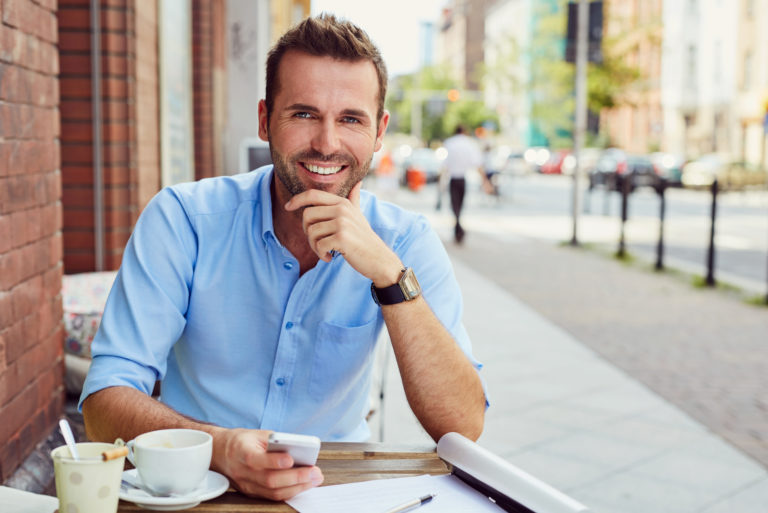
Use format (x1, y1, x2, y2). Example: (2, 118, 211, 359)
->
(101, 446, 129, 461)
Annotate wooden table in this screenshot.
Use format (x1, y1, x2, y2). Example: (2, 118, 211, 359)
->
(118, 442, 450, 512)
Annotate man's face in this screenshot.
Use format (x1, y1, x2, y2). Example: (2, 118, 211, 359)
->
(258, 51, 389, 200)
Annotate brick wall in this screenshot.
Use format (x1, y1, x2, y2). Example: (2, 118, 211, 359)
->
(0, 0, 65, 482)
(59, 0, 142, 273)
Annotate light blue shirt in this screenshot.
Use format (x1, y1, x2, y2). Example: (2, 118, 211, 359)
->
(80, 167, 483, 441)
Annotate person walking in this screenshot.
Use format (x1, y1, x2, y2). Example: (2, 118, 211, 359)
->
(442, 125, 486, 243)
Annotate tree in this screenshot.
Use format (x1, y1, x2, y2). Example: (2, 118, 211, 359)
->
(482, 0, 644, 148)
(386, 65, 498, 145)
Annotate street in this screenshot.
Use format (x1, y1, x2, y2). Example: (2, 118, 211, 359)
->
(371, 173, 768, 298)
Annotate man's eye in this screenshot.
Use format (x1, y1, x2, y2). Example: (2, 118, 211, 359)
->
(342, 116, 361, 124)
(294, 112, 312, 119)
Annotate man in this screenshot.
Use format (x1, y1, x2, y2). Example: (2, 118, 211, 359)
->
(442, 125, 488, 243)
(80, 14, 486, 501)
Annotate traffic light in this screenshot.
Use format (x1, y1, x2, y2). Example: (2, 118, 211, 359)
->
(447, 89, 460, 102)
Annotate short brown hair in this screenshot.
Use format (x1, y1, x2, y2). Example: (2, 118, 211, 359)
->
(265, 13, 388, 123)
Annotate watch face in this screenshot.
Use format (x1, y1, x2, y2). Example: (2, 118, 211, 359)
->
(398, 268, 422, 300)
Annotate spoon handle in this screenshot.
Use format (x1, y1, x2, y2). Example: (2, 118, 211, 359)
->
(59, 418, 80, 460)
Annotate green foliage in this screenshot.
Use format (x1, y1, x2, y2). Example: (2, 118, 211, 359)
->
(479, 0, 644, 148)
(386, 65, 498, 144)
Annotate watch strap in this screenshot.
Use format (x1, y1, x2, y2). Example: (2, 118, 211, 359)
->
(371, 267, 420, 306)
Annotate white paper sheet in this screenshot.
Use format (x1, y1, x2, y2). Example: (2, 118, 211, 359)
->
(286, 474, 505, 513)
(0, 485, 58, 513)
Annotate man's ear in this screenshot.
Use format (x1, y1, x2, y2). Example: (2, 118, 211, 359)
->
(258, 100, 269, 141)
(373, 110, 390, 153)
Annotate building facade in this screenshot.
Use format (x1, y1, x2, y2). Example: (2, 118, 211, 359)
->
(601, 0, 664, 153)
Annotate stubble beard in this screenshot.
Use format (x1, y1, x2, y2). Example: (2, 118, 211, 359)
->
(270, 146, 373, 200)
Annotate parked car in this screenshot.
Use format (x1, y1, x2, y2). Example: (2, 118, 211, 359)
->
(524, 146, 551, 173)
(681, 154, 768, 189)
(561, 147, 601, 176)
(650, 152, 685, 185)
(400, 147, 445, 189)
(540, 149, 570, 174)
(589, 149, 661, 191)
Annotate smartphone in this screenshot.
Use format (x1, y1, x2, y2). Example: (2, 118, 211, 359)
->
(266, 432, 321, 467)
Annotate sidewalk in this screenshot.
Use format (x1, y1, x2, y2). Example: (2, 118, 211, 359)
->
(371, 194, 768, 512)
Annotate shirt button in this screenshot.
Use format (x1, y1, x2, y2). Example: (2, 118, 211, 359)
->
(285, 321, 294, 330)
(283, 261, 294, 270)
(276, 377, 286, 386)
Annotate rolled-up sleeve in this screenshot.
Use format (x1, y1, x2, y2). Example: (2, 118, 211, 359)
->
(78, 188, 198, 410)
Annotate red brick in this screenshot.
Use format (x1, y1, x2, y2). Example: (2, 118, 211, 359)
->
(103, 143, 129, 165)
(59, 99, 92, 121)
(48, 232, 62, 267)
(61, 143, 93, 165)
(62, 165, 93, 186)
(36, 0, 58, 11)
(58, 30, 91, 52)
(0, 383, 36, 442)
(102, 7, 127, 31)
(103, 77, 128, 99)
(0, 291, 12, 329)
(57, 6, 90, 29)
(62, 207, 93, 229)
(103, 32, 127, 54)
(105, 228, 129, 251)
(59, 53, 92, 75)
(62, 229, 94, 249)
(40, 202, 62, 236)
(0, 215, 11, 253)
(103, 54, 128, 76)
(104, 121, 128, 142)
(60, 120, 93, 143)
(0, 247, 22, 290)
(0, 331, 6, 372)
(102, 99, 129, 121)
(61, 185, 93, 208)
(11, 275, 44, 322)
(0, 434, 21, 481)
(59, 76, 92, 99)
(63, 251, 94, 273)
(2, 321, 24, 363)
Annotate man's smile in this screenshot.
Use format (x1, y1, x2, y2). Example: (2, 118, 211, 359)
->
(304, 163, 345, 175)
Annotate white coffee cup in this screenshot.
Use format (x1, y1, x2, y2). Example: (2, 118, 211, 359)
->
(126, 429, 212, 495)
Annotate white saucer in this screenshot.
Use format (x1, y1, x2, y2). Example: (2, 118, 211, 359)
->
(119, 469, 230, 511)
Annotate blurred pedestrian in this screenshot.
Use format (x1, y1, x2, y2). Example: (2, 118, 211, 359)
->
(442, 125, 489, 243)
(482, 143, 500, 198)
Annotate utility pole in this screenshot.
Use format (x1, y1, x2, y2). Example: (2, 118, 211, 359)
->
(570, 0, 589, 246)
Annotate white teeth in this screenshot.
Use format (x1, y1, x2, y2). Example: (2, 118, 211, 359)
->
(306, 163, 343, 175)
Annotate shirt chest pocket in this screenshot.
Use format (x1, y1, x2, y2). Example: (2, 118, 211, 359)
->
(308, 318, 379, 401)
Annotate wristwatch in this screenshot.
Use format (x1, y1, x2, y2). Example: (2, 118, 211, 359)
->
(371, 267, 422, 306)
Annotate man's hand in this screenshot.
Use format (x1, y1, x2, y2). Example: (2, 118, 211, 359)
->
(284, 182, 403, 287)
(212, 428, 323, 501)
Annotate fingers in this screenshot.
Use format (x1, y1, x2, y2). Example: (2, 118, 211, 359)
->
(348, 181, 362, 207)
(218, 429, 324, 501)
(236, 466, 324, 501)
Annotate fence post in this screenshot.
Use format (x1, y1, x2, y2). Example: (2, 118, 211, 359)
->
(705, 178, 718, 287)
(616, 174, 630, 258)
(655, 178, 666, 270)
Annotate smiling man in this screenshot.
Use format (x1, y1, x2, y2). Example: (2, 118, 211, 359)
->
(80, 14, 486, 501)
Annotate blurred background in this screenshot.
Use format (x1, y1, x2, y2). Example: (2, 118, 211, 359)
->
(2, 0, 768, 509)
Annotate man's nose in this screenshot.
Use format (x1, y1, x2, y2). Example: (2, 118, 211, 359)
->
(311, 119, 342, 156)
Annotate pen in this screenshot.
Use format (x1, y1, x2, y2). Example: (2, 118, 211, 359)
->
(381, 493, 436, 513)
